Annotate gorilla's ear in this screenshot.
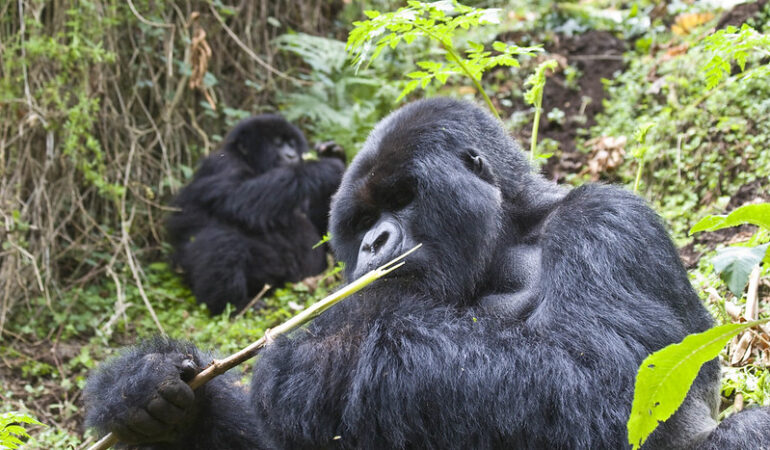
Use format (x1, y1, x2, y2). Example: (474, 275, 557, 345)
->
(464, 149, 496, 184)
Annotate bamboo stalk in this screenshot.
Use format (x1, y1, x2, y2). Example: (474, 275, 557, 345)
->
(88, 244, 421, 450)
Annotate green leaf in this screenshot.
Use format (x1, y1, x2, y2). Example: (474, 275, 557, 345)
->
(492, 41, 507, 52)
(711, 244, 769, 296)
(628, 319, 770, 449)
(689, 203, 770, 235)
(524, 59, 559, 106)
(407, 71, 429, 79)
(397, 79, 419, 101)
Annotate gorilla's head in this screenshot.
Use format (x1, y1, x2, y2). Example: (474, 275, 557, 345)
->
(330, 98, 542, 304)
(223, 115, 309, 173)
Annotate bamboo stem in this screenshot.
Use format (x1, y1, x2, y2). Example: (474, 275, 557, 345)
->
(88, 244, 421, 450)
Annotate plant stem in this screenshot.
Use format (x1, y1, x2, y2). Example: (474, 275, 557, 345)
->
(633, 161, 643, 193)
(446, 49, 501, 120)
(530, 104, 542, 162)
(412, 23, 501, 121)
(88, 244, 422, 450)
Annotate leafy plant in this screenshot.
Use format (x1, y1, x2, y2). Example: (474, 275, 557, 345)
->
(629, 203, 770, 447)
(274, 32, 398, 157)
(690, 203, 770, 233)
(589, 23, 770, 236)
(701, 24, 770, 90)
(690, 203, 770, 296)
(0, 411, 43, 449)
(627, 319, 770, 449)
(523, 59, 558, 161)
(347, 0, 541, 118)
(631, 122, 655, 193)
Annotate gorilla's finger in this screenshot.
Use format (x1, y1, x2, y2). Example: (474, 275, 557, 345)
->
(178, 357, 199, 382)
(147, 395, 186, 425)
(112, 421, 147, 444)
(157, 378, 195, 409)
(125, 408, 167, 437)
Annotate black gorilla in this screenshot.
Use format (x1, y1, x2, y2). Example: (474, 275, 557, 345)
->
(85, 98, 770, 448)
(165, 115, 344, 314)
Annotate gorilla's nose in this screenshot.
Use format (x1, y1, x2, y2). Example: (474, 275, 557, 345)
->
(280, 144, 299, 164)
(357, 215, 402, 274)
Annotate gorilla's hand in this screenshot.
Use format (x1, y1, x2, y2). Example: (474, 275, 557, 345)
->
(315, 140, 346, 163)
(84, 339, 203, 444)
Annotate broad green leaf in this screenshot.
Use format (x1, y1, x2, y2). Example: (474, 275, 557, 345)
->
(710, 243, 769, 296)
(689, 203, 770, 235)
(628, 320, 769, 449)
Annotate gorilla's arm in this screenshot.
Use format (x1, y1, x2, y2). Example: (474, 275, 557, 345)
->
(192, 166, 307, 230)
(702, 407, 770, 448)
(252, 305, 715, 449)
(304, 157, 345, 234)
(84, 338, 263, 450)
(190, 159, 343, 233)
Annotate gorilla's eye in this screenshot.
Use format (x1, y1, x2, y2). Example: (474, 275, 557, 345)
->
(463, 149, 496, 184)
(351, 211, 378, 233)
(384, 182, 415, 211)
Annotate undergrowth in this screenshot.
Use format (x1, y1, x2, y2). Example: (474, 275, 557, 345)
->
(588, 24, 770, 236)
(1, 262, 341, 447)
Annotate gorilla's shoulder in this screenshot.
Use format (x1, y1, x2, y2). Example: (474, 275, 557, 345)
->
(562, 183, 653, 213)
(543, 183, 664, 238)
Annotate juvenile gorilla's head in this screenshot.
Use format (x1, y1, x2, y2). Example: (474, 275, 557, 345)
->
(224, 115, 309, 173)
(330, 98, 534, 304)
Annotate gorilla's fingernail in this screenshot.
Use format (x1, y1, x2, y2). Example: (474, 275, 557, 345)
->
(179, 358, 198, 381)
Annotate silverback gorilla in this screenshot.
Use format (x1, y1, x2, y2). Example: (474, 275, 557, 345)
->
(165, 115, 344, 314)
(85, 98, 770, 448)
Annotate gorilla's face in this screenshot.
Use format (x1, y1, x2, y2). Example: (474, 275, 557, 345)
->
(225, 115, 308, 173)
(330, 99, 508, 304)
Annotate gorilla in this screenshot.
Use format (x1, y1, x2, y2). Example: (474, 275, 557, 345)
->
(85, 98, 770, 448)
(165, 115, 344, 315)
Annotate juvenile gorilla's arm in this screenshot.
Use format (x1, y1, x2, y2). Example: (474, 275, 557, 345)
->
(84, 338, 261, 449)
(195, 166, 311, 231)
(304, 157, 345, 233)
(192, 160, 343, 233)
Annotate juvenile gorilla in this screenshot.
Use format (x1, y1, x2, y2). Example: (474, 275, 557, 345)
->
(86, 99, 770, 448)
(165, 115, 344, 315)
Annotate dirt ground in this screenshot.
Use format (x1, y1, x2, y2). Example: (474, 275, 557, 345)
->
(717, 0, 769, 29)
(495, 30, 627, 182)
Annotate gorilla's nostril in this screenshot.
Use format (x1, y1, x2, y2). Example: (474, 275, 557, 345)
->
(372, 231, 389, 253)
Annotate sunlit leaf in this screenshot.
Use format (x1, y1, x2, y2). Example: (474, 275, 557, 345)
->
(628, 320, 769, 449)
(689, 203, 770, 235)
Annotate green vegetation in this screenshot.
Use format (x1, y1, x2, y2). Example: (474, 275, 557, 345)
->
(0, 412, 43, 450)
(1, 0, 768, 447)
(523, 59, 558, 161)
(347, 0, 541, 117)
(628, 319, 769, 449)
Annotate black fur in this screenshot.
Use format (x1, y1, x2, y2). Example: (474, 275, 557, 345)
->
(85, 98, 769, 448)
(165, 115, 344, 314)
